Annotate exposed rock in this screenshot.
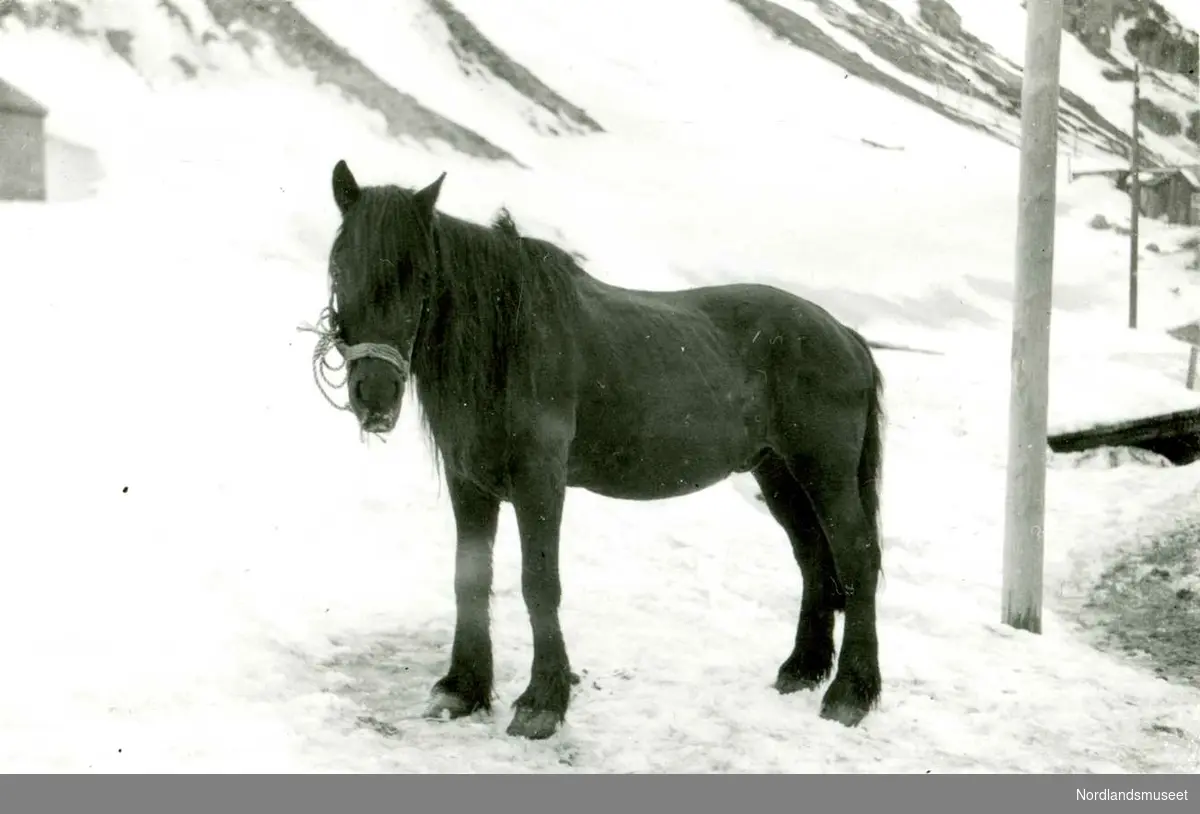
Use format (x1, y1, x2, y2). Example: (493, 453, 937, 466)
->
(157, 0, 195, 37)
(200, 0, 517, 163)
(171, 55, 198, 79)
(728, 0, 1014, 146)
(1136, 97, 1183, 138)
(1062, 1, 1199, 80)
(0, 0, 85, 34)
(1123, 6, 1199, 80)
(103, 29, 134, 67)
(917, 0, 962, 40)
(735, 0, 1172, 166)
(1101, 65, 1136, 82)
(426, 0, 603, 135)
(4, 0, 549, 164)
(853, 0, 902, 26)
(1064, 0, 1117, 55)
(4, 0, 1192, 175)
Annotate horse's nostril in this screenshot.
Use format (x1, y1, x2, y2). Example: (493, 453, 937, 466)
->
(353, 374, 400, 409)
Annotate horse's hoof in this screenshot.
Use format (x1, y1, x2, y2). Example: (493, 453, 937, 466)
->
(818, 669, 879, 727)
(424, 689, 472, 720)
(506, 707, 562, 740)
(819, 698, 869, 727)
(774, 672, 824, 695)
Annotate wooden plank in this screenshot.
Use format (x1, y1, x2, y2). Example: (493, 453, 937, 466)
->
(1072, 165, 1200, 179)
(1047, 406, 1200, 453)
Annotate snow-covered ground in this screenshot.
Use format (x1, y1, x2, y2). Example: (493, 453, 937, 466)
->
(1, 0, 1199, 773)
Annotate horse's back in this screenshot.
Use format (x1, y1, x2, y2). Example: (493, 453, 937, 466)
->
(671, 281, 872, 379)
(686, 282, 878, 456)
(645, 280, 878, 445)
(571, 276, 870, 382)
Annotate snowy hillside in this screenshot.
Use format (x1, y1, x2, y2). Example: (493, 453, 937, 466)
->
(1, 0, 1200, 773)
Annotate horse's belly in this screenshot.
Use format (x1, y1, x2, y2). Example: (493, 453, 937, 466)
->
(566, 416, 762, 501)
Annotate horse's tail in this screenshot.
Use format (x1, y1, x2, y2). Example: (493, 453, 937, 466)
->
(854, 332, 885, 576)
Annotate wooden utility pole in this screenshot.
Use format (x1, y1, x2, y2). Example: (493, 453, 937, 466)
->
(1129, 63, 1141, 330)
(1002, 0, 1064, 635)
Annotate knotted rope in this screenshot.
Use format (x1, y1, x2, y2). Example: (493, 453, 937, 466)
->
(297, 305, 411, 412)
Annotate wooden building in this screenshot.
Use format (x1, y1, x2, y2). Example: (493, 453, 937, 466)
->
(1136, 169, 1199, 226)
(1110, 168, 1200, 227)
(0, 77, 49, 201)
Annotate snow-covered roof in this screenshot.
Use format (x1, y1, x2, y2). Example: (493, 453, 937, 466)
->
(0, 78, 48, 117)
(1138, 168, 1200, 188)
(1167, 319, 1200, 347)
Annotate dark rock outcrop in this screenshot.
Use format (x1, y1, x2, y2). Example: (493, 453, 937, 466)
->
(1122, 3, 1199, 79)
(730, 0, 1182, 166)
(1136, 96, 1183, 138)
(917, 0, 962, 40)
(426, 0, 603, 136)
(200, 0, 516, 163)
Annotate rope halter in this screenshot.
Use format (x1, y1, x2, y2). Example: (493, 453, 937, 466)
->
(297, 306, 411, 413)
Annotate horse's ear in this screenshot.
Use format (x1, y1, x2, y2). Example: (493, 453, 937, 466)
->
(413, 172, 446, 219)
(332, 159, 360, 215)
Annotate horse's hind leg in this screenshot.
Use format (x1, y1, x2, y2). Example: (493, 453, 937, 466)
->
(785, 454, 882, 727)
(753, 452, 842, 693)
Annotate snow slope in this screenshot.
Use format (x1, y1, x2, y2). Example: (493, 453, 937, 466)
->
(1160, 0, 1200, 35)
(2, 0, 1200, 773)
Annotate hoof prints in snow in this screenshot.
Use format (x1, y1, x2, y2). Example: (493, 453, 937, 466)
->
(356, 715, 403, 740)
(317, 631, 598, 769)
(318, 631, 594, 740)
(321, 631, 457, 738)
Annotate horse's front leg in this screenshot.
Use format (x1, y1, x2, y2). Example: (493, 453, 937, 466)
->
(506, 445, 574, 740)
(426, 473, 500, 720)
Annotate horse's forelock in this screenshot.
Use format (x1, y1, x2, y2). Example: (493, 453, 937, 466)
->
(329, 186, 436, 316)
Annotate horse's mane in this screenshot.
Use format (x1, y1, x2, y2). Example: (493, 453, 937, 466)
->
(493, 208, 590, 267)
(329, 187, 583, 481)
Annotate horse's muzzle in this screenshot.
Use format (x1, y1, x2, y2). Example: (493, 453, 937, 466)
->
(358, 409, 400, 435)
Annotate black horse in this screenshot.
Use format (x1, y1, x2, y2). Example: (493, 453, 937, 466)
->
(316, 160, 885, 740)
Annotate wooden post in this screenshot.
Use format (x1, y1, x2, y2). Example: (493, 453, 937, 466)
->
(1129, 63, 1141, 330)
(1188, 346, 1199, 391)
(1002, 0, 1064, 635)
